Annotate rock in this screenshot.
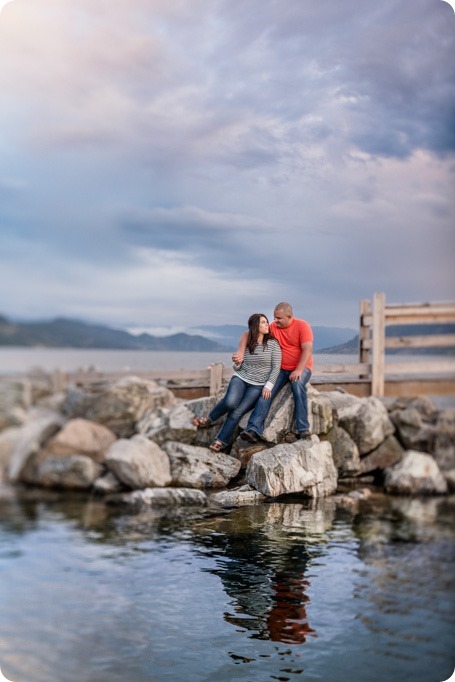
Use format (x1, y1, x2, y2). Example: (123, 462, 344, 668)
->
(230, 438, 269, 469)
(444, 469, 455, 492)
(61, 376, 177, 437)
(390, 407, 436, 452)
(358, 435, 404, 475)
(384, 450, 448, 495)
(246, 437, 337, 498)
(7, 410, 65, 483)
(386, 396, 438, 421)
(320, 425, 361, 477)
(93, 471, 124, 494)
(338, 397, 395, 455)
(44, 418, 117, 462)
(209, 485, 266, 507)
(0, 427, 21, 482)
(163, 441, 241, 489)
(34, 455, 102, 489)
(108, 487, 207, 511)
(433, 408, 455, 472)
(105, 435, 172, 489)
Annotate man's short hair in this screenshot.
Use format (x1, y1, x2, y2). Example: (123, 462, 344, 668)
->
(274, 302, 293, 316)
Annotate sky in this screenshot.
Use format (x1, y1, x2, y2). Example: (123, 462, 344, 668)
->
(0, 0, 454, 336)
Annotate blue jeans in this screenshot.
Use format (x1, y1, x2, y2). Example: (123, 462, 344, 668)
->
(245, 367, 312, 436)
(208, 376, 263, 446)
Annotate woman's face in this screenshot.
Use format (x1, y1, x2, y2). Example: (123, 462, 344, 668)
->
(259, 316, 269, 334)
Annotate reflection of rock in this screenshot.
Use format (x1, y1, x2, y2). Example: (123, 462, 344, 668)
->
(384, 451, 447, 495)
(246, 438, 337, 498)
(263, 498, 337, 539)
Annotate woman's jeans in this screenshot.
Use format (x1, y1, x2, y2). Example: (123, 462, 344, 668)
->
(208, 376, 263, 446)
(245, 367, 312, 436)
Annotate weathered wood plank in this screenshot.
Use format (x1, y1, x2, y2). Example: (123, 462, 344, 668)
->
(372, 292, 386, 396)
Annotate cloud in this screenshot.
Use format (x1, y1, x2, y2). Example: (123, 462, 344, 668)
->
(0, 0, 453, 330)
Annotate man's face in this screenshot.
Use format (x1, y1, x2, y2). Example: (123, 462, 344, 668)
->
(274, 310, 292, 328)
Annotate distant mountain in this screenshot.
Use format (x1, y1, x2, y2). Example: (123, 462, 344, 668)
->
(0, 315, 228, 351)
(192, 324, 358, 352)
(319, 323, 455, 355)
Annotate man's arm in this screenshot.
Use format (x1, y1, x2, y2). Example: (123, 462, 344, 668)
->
(232, 331, 248, 365)
(289, 342, 313, 382)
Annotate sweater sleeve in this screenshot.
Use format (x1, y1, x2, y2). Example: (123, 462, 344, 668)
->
(264, 340, 282, 390)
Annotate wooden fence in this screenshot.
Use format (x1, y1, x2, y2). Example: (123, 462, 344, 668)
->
(14, 294, 455, 400)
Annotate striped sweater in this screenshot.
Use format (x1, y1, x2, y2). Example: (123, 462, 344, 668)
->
(233, 338, 282, 390)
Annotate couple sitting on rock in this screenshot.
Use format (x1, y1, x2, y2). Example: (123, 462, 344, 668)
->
(192, 302, 313, 452)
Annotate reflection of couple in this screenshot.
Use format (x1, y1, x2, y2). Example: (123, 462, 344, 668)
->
(193, 302, 313, 452)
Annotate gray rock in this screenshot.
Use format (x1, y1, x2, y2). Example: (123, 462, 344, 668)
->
(246, 437, 337, 498)
(320, 425, 361, 477)
(338, 397, 395, 455)
(93, 471, 124, 494)
(384, 450, 448, 495)
(163, 441, 241, 489)
(433, 408, 455, 472)
(358, 435, 404, 475)
(109, 487, 207, 510)
(390, 407, 436, 452)
(61, 376, 177, 437)
(209, 485, 266, 507)
(105, 434, 172, 489)
(35, 455, 101, 489)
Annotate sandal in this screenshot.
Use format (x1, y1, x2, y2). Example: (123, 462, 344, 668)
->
(192, 416, 213, 428)
(209, 440, 225, 453)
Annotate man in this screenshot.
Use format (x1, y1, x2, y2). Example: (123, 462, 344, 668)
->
(233, 302, 313, 442)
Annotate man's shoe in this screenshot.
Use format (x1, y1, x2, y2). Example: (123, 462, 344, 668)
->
(241, 430, 259, 443)
(297, 430, 311, 440)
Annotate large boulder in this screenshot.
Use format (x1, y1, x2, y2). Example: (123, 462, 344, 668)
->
(163, 441, 241, 489)
(246, 437, 337, 498)
(61, 376, 177, 437)
(338, 397, 395, 455)
(389, 407, 436, 452)
(384, 451, 448, 495)
(105, 435, 172, 489)
(34, 455, 102, 489)
(44, 418, 117, 462)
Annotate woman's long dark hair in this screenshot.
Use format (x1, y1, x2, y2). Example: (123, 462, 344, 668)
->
(246, 313, 274, 354)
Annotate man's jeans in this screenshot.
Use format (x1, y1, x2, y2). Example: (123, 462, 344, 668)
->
(208, 376, 263, 446)
(245, 367, 312, 437)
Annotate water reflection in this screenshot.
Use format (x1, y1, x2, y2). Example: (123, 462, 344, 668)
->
(191, 499, 336, 645)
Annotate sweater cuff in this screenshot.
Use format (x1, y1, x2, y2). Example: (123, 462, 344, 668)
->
(264, 380, 274, 391)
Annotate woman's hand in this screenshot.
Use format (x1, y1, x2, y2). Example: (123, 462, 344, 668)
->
(262, 387, 271, 400)
(232, 352, 244, 364)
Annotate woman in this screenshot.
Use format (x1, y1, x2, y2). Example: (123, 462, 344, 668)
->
(192, 313, 282, 452)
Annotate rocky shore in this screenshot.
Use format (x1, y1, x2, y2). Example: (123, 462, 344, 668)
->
(0, 375, 453, 511)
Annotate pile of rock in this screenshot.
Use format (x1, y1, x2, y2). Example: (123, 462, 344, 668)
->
(0, 376, 453, 510)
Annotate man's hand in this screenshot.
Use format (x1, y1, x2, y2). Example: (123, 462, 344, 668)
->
(262, 387, 272, 399)
(289, 369, 303, 382)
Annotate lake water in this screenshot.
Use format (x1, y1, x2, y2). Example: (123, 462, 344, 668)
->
(0, 487, 454, 682)
(0, 347, 358, 374)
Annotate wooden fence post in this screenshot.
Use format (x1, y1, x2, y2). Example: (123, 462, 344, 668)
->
(209, 363, 224, 396)
(371, 292, 386, 396)
(359, 299, 371, 379)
